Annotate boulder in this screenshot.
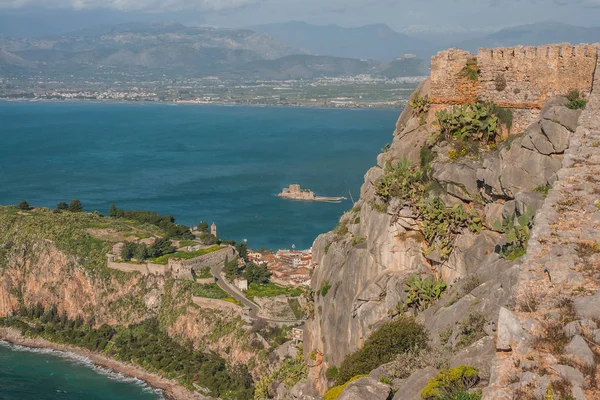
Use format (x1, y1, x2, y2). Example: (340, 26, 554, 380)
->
(286, 381, 323, 400)
(432, 160, 481, 201)
(551, 364, 586, 388)
(444, 231, 502, 284)
(450, 337, 495, 381)
(393, 366, 438, 400)
(573, 292, 600, 320)
(564, 335, 595, 366)
(572, 386, 588, 400)
(496, 307, 532, 353)
(540, 120, 571, 153)
(521, 122, 555, 155)
(563, 320, 598, 338)
(514, 191, 545, 216)
(337, 377, 391, 400)
(541, 105, 582, 132)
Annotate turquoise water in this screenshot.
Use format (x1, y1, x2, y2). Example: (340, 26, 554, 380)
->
(0, 101, 398, 250)
(0, 341, 162, 399)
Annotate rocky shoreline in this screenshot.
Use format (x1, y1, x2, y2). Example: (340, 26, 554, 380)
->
(0, 327, 210, 400)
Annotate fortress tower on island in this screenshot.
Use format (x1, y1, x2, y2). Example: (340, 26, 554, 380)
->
(278, 184, 347, 203)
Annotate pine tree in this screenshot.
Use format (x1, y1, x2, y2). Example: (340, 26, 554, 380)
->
(68, 199, 84, 213)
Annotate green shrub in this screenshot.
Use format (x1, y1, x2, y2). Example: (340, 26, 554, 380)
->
(417, 198, 482, 260)
(325, 365, 339, 380)
(409, 94, 431, 115)
(336, 317, 428, 385)
(319, 281, 333, 297)
(566, 90, 588, 110)
(457, 312, 486, 348)
(494, 209, 534, 261)
(324, 375, 367, 400)
(17, 200, 31, 210)
(403, 274, 447, 312)
(375, 159, 428, 205)
(421, 366, 480, 400)
(434, 103, 499, 146)
(460, 58, 479, 82)
(533, 184, 551, 199)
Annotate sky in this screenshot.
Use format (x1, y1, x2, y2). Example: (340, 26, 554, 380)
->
(0, 0, 598, 34)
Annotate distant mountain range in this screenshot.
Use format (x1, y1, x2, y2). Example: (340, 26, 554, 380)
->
(249, 21, 437, 61)
(454, 22, 600, 52)
(0, 22, 429, 80)
(1, 20, 597, 82)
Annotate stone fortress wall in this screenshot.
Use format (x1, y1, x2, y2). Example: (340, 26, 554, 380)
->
(107, 246, 236, 280)
(429, 43, 600, 132)
(431, 43, 599, 107)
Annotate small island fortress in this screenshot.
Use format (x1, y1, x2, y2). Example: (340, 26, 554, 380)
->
(278, 184, 347, 203)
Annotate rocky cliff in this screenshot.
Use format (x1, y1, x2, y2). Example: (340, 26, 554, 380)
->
(0, 209, 265, 383)
(302, 43, 600, 399)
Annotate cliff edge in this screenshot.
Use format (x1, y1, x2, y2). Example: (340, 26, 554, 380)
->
(302, 42, 600, 400)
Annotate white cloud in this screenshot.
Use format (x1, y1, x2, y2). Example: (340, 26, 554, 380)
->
(0, 0, 259, 11)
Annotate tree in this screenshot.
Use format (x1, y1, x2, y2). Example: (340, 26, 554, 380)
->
(236, 242, 249, 262)
(148, 237, 175, 258)
(133, 244, 148, 261)
(68, 199, 83, 213)
(244, 262, 271, 285)
(17, 200, 31, 210)
(121, 242, 136, 261)
(224, 256, 241, 280)
(109, 204, 118, 217)
(197, 221, 209, 233)
(56, 202, 69, 210)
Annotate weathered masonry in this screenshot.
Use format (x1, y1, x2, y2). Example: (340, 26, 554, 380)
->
(431, 43, 600, 108)
(428, 43, 600, 133)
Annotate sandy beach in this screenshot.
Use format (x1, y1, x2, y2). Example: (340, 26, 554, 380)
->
(0, 327, 211, 400)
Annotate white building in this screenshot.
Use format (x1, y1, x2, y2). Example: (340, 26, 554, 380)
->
(234, 277, 248, 291)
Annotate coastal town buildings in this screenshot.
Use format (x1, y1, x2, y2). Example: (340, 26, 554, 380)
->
(262, 249, 313, 286)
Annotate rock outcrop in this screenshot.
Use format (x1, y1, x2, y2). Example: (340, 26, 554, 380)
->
(303, 43, 600, 399)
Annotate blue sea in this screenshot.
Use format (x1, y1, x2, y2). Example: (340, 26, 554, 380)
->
(0, 101, 399, 250)
(0, 101, 399, 395)
(0, 341, 162, 399)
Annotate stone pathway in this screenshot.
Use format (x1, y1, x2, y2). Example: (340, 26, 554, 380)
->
(484, 58, 600, 399)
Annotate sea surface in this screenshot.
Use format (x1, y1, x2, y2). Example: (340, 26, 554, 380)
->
(0, 101, 399, 250)
(0, 341, 162, 399)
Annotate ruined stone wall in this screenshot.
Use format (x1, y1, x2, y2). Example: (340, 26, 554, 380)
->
(429, 48, 479, 104)
(430, 43, 599, 109)
(169, 246, 237, 280)
(477, 44, 599, 108)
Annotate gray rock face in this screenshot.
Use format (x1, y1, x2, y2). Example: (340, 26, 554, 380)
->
(540, 120, 571, 153)
(496, 307, 532, 353)
(542, 105, 582, 132)
(563, 320, 598, 338)
(564, 335, 596, 366)
(337, 377, 391, 400)
(551, 364, 586, 388)
(514, 190, 545, 215)
(477, 136, 562, 198)
(432, 159, 481, 201)
(573, 291, 600, 320)
(285, 381, 323, 400)
(393, 366, 438, 400)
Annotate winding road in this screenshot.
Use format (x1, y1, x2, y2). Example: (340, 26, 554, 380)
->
(211, 262, 260, 319)
(210, 261, 306, 325)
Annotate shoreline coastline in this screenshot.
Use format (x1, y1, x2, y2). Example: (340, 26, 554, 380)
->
(0, 97, 404, 110)
(0, 327, 210, 400)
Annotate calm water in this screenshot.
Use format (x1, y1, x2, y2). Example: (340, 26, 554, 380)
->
(0, 101, 398, 250)
(0, 341, 162, 399)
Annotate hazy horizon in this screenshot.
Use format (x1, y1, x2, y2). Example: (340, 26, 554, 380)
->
(0, 0, 598, 37)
